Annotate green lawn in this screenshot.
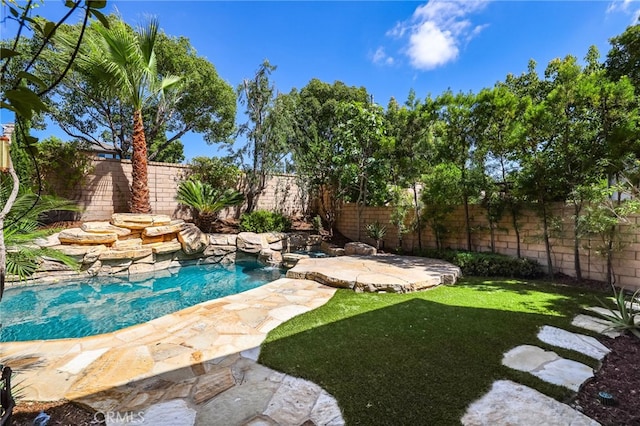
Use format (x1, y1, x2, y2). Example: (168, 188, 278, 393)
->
(259, 278, 606, 425)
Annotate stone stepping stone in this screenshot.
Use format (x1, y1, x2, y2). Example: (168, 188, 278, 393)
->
(537, 326, 610, 361)
(134, 399, 196, 426)
(461, 380, 599, 425)
(571, 314, 621, 338)
(502, 345, 593, 391)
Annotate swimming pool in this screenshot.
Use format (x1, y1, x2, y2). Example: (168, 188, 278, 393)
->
(0, 260, 283, 342)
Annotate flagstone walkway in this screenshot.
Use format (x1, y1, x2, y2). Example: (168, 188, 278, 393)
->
(0, 278, 342, 425)
(462, 311, 618, 426)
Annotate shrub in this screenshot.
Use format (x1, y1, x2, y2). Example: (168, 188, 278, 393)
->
(239, 210, 291, 233)
(418, 249, 542, 279)
(186, 156, 241, 190)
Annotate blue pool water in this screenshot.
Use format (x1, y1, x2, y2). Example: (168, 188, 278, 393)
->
(0, 260, 283, 342)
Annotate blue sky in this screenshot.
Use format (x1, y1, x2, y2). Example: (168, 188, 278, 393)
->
(2, 0, 640, 162)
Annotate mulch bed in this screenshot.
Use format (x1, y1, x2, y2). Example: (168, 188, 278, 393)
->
(10, 400, 104, 425)
(573, 333, 640, 425)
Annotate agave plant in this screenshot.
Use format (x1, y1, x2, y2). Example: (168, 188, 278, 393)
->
(177, 180, 244, 232)
(595, 287, 640, 339)
(3, 189, 80, 281)
(366, 221, 387, 251)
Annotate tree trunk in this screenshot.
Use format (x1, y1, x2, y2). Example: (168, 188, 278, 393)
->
(573, 203, 582, 282)
(412, 182, 422, 251)
(489, 221, 496, 253)
(463, 192, 472, 251)
(607, 226, 615, 287)
(541, 204, 554, 278)
(511, 206, 521, 259)
(198, 212, 217, 233)
(130, 109, 151, 213)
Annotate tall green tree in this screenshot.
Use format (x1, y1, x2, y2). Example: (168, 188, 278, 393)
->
(333, 100, 391, 239)
(236, 60, 291, 213)
(475, 84, 525, 255)
(434, 90, 482, 251)
(286, 79, 370, 233)
(544, 51, 604, 280)
(420, 163, 463, 250)
(386, 91, 436, 251)
(606, 23, 640, 93)
(69, 18, 181, 213)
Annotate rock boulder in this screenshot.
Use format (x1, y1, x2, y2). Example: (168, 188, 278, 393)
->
(344, 242, 377, 256)
(178, 223, 208, 254)
(236, 232, 268, 254)
(58, 228, 118, 245)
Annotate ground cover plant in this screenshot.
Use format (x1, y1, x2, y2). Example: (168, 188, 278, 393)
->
(260, 277, 604, 425)
(418, 249, 543, 279)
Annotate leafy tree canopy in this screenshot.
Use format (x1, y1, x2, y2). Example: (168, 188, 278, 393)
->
(41, 15, 236, 161)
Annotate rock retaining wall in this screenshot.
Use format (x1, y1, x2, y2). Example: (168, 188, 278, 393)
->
(24, 214, 330, 284)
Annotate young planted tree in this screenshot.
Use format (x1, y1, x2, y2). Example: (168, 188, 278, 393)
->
(475, 85, 525, 256)
(286, 79, 370, 234)
(420, 163, 463, 250)
(176, 181, 244, 232)
(333, 101, 391, 240)
(386, 91, 436, 251)
(434, 90, 481, 251)
(388, 185, 413, 253)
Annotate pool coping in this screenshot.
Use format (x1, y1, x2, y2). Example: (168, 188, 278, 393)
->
(0, 277, 342, 424)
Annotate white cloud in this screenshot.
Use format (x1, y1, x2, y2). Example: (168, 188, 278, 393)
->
(607, 0, 640, 24)
(389, 0, 490, 70)
(372, 46, 395, 66)
(607, 0, 634, 13)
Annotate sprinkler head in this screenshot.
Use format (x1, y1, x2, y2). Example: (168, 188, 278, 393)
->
(598, 391, 615, 406)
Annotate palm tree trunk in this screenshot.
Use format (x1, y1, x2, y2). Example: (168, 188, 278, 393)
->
(130, 109, 151, 213)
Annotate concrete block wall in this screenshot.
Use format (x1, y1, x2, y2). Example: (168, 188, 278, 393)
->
(336, 202, 640, 289)
(61, 159, 308, 222)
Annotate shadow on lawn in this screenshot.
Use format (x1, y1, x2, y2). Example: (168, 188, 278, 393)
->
(259, 294, 589, 426)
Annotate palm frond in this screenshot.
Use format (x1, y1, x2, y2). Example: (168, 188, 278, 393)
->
(177, 180, 244, 216)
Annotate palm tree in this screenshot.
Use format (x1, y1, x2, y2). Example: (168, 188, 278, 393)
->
(76, 18, 181, 213)
(177, 180, 244, 232)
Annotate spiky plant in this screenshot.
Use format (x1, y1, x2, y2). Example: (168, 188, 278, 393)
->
(177, 180, 244, 232)
(3, 188, 80, 281)
(366, 221, 387, 251)
(595, 288, 640, 339)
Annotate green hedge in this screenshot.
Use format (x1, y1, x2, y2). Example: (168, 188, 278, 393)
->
(239, 210, 291, 233)
(418, 249, 542, 279)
